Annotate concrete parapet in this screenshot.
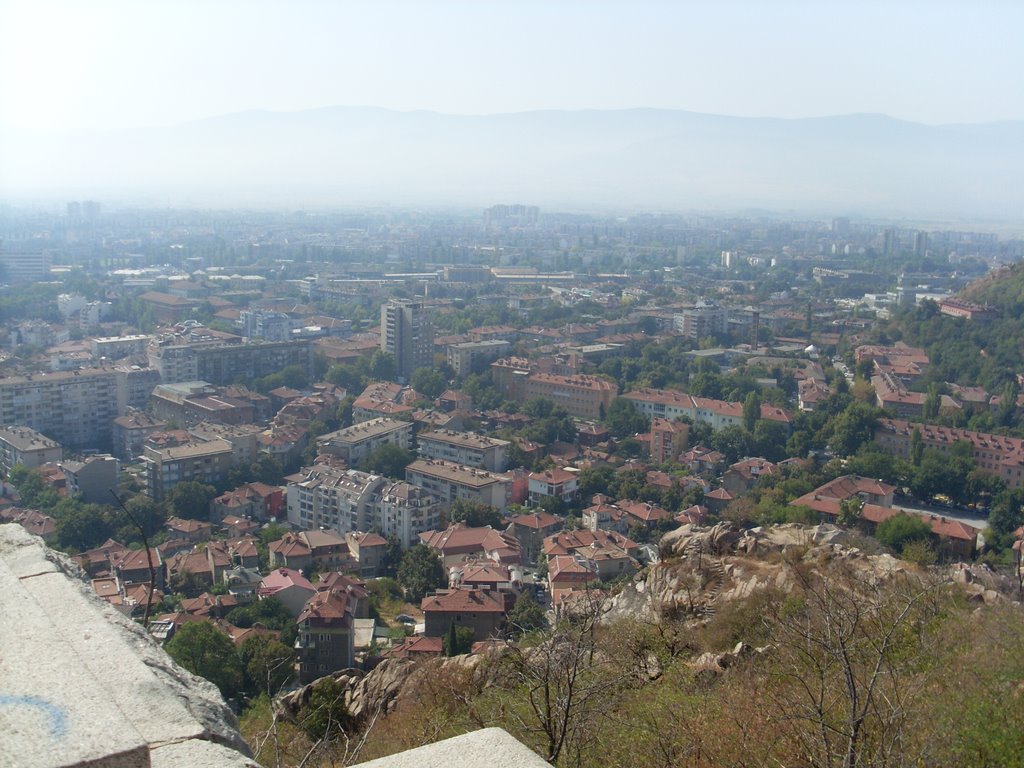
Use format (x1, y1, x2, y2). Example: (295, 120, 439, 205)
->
(0, 524, 255, 767)
(349, 727, 549, 768)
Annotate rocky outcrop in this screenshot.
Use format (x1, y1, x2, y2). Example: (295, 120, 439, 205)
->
(690, 641, 769, 673)
(609, 522, 1012, 627)
(276, 652, 497, 726)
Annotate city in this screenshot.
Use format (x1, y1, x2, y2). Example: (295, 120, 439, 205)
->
(2, 1, 1024, 766)
(2, 201, 1024, 765)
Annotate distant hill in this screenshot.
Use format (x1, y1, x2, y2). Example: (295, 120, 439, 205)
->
(2, 107, 1022, 215)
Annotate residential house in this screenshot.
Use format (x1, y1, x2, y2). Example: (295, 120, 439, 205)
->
(722, 457, 777, 497)
(269, 533, 313, 571)
(421, 588, 506, 642)
(420, 523, 523, 567)
(258, 567, 317, 617)
(345, 532, 388, 577)
(505, 511, 564, 561)
(296, 590, 358, 684)
(166, 516, 213, 543)
(527, 468, 579, 507)
(60, 455, 119, 504)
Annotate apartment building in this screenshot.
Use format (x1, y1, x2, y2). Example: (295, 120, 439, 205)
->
(446, 339, 511, 376)
(623, 388, 791, 432)
(112, 411, 167, 461)
(0, 368, 120, 448)
(150, 381, 256, 427)
(316, 418, 414, 468)
(405, 459, 511, 511)
(0, 426, 62, 476)
(61, 455, 119, 504)
(286, 465, 388, 533)
(376, 480, 443, 548)
(91, 335, 151, 360)
(672, 301, 728, 340)
(188, 422, 262, 467)
(114, 366, 161, 413)
(649, 418, 689, 464)
(521, 373, 617, 419)
(149, 337, 314, 386)
(296, 590, 357, 684)
(875, 418, 1024, 489)
(417, 429, 510, 472)
(143, 439, 234, 501)
(381, 299, 434, 380)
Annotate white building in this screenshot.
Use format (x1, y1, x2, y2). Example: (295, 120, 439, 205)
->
(417, 429, 510, 472)
(286, 466, 387, 533)
(376, 481, 443, 548)
(316, 418, 414, 469)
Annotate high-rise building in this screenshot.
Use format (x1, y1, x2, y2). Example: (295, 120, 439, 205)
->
(380, 300, 434, 381)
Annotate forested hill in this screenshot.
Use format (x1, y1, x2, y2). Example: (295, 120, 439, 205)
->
(959, 261, 1024, 313)
(878, 264, 1024, 392)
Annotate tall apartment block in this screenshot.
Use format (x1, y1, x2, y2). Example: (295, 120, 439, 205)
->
(380, 300, 434, 381)
(148, 338, 314, 385)
(0, 369, 120, 449)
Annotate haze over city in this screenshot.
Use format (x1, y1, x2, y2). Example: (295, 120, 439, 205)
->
(1, 0, 1022, 220)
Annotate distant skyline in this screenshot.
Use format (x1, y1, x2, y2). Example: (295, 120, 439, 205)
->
(1, 0, 1022, 133)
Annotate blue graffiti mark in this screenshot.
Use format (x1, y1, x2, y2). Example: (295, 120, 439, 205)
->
(0, 695, 69, 739)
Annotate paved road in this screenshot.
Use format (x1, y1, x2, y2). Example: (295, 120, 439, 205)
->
(891, 499, 988, 530)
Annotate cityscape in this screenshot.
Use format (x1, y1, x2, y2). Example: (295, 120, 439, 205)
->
(2, 2, 1024, 767)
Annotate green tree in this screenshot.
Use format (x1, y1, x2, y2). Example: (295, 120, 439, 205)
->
(605, 397, 650, 438)
(876, 512, 932, 552)
(239, 634, 294, 696)
(368, 350, 397, 381)
(710, 424, 751, 464)
(910, 427, 924, 467)
(752, 419, 790, 463)
(837, 496, 863, 527)
(923, 384, 941, 420)
(56, 502, 112, 551)
(165, 620, 244, 699)
(397, 544, 446, 601)
(742, 391, 761, 433)
(299, 677, 353, 741)
(505, 593, 548, 638)
(448, 500, 501, 528)
(118, 495, 169, 539)
(8, 465, 60, 508)
(362, 443, 415, 478)
(227, 596, 294, 631)
(825, 402, 880, 458)
(380, 534, 403, 577)
(167, 480, 218, 520)
(443, 623, 475, 656)
(411, 367, 447, 399)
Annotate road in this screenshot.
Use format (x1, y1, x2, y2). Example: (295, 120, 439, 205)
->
(890, 499, 988, 531)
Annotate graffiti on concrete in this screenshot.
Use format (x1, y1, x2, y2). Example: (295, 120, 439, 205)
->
(0, 695, 68, 739)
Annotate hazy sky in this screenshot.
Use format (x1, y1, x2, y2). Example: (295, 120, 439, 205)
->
(1, 0, 1021, 132)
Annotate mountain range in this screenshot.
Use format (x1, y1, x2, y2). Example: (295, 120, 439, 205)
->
(2, 107, 1021, 216)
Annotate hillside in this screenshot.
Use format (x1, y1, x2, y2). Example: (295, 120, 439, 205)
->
(3, 108, 1023, 216)
(960, 261, 1024, 314)
(243, 522, 1024, 768)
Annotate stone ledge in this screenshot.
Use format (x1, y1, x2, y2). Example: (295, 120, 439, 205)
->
(349, 727, 549, 768)
(0, 524, 253, 768)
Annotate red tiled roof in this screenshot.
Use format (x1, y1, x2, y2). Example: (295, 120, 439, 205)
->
(421, 588, 505, 614)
